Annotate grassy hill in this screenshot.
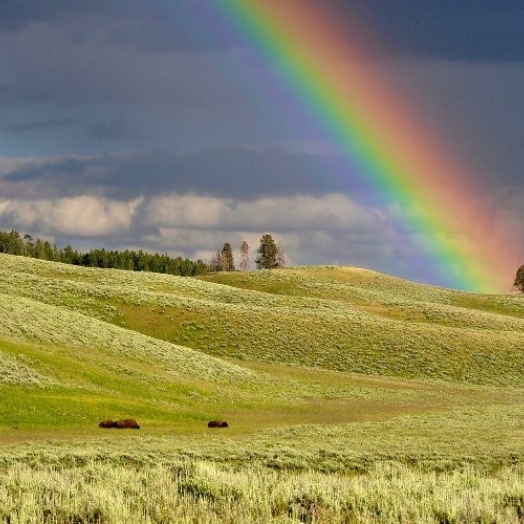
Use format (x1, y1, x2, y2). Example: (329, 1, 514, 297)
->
(2, 254, 524, 521)
(0, 253, 523, 437)
(4, 253, 520, 384)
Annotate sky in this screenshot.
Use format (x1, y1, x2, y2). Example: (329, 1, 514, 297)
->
(0, 0, 523, 291)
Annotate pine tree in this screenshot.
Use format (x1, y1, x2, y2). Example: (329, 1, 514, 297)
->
(23, 234, 34, 257)
(221, 242, 235, 272)
(255, 234, 279, 269)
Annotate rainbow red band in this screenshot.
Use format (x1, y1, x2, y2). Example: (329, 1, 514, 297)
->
(217, 0, 522, 293)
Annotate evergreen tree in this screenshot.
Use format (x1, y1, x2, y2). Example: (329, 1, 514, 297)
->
(23, 234, 34, 257)
(221, 242, 235, 272)
(34, 238, 46, 259)
(513, 265, 524, 293)
(61, 245, 79, 265)
(239, 240, 250, 271)
(255, 234, 279, 269)
(0, 230, 24, 255)
(9, 230, 25, 255)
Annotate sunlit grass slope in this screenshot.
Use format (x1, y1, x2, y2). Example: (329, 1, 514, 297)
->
(3, 254, 524, 522)
(0, 253, 489, 437)
(1, 255, 524, 389)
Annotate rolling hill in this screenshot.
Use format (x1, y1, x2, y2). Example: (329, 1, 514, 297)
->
(0, 252, 523, 440)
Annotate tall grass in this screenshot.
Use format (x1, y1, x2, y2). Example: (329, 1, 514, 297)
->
(2, 255, 524, 521)
(0, 341, 50, 386)
(0, 292, 252, 384)
(2, 459, 524, 523)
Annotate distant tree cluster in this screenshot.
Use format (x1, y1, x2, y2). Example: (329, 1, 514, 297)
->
(210, 234, 286, 272)
(209, 241, 235, 272)
(0, 229, 207, 276)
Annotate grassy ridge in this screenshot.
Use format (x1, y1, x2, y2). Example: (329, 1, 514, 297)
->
(2, 255, 524, 387)
(148, 267, 524, 385)
(1, 253, 523, 435)
(1, 255, 524, 521)
(0, 254, 521, 435)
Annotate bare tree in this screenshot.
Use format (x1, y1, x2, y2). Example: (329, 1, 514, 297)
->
(276, 241, 286, 268)
(209, 251, 222, 272)
(239, 240, 250, 271)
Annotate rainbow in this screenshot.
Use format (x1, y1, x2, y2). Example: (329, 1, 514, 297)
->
(211, 0, 521, 293)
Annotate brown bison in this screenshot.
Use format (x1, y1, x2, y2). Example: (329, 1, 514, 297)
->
(98, 419, 140, 429)
(207, 420, 228, 428)
(98, 420, 117, 428)
(115, 418, 140, 429)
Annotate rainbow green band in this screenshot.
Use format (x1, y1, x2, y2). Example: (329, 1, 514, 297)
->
(216, 0, 521, 293)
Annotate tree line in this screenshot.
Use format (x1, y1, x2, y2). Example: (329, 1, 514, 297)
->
(0, 229, 207, 276)
(0, 229, 286, 277)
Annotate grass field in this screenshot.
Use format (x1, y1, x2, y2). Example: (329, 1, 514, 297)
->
(0, 254, 524, 522)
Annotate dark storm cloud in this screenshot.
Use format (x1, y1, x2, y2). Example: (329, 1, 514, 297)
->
(0, 22, 244, 106)
(4, 0, 522, 62)
(0, 0, 230, 53)
(338, 0, 524, 61)
(0, 148, 347, 200)
(2, 0, 521, 111)
(0, 1, 129, 31)
(89, 118, 140, 140)
(5, 117, 77, 133)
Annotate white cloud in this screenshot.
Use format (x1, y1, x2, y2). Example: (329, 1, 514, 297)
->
(0, 192, 385, 244)
(4, 188, 519, 287)
(141, 193, 394, 269)
(0, 192, 400, 273)
(144, 193, 384, 232)
(0, 196, 141, 237)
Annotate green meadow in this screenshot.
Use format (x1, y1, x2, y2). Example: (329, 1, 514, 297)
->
(1, 253, 524, 522)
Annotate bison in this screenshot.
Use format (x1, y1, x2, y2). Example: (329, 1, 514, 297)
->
(207, 420, 228, 428)
(98, 420, 117, 428)
(114, 418, 140, 429)
(98, 419, 140, 429)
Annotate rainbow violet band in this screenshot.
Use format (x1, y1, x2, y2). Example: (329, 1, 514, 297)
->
(217, 0, 518, 293)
